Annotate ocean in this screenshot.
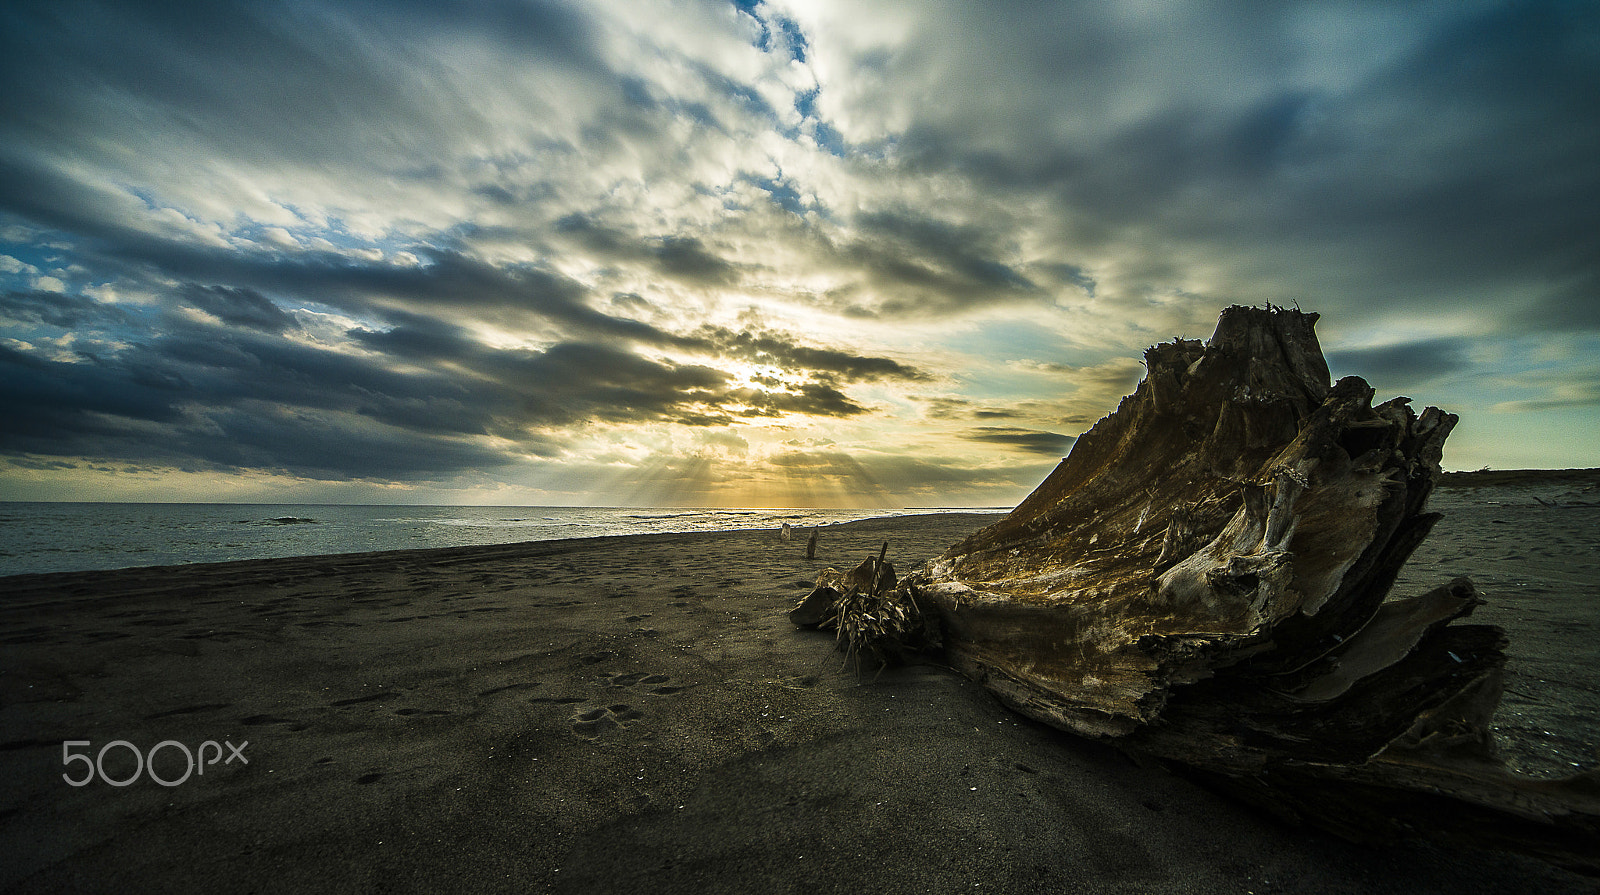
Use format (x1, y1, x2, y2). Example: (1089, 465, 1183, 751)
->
(0, 502, 1005, 578)
(1392, 483, 1600, 779)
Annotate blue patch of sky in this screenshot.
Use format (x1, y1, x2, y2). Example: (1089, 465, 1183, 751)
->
(745, 173, 808, 216)
(694, 63, 824, 156)
(273, 212, 449, 263)
(773, 15, 807, 62)
(940, 320, 1123, 378)
(114, 185, 425, 262)
(730, 1, 806, 63)
(794, 87, 846, 157)
(0, 235, 65, 287)
(1448, 334, 1600, 411)
(809, 121, 846, 157)
(795, 86, 820, 119)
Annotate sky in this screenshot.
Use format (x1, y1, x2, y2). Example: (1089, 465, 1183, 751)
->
(1, 0, 1597, 508)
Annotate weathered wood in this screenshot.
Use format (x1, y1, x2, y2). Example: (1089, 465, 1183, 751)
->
(797, 305, 1600, 872)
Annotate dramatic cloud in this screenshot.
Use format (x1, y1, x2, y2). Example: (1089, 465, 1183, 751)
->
(1326, 338, 1475, 387)
(962, 428, 1077, 457)
(1, 0, 1597, 505)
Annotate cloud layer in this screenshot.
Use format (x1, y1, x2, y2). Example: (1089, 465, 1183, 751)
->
(2, 0, 1597, 504)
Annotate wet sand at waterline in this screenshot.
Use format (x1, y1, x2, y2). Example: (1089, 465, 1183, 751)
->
(1, 499, 1595, 893)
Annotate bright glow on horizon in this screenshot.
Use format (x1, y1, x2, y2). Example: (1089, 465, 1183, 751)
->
(1, 1, 1597, 507)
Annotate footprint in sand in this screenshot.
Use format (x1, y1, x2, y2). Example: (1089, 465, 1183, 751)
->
(144, 703, 232, 720)
(327, 691, 397, 707)
(603, 671, 679, 695)
(571, 704, 644, 738)
(476, 682, 539, 697)
(240, 714, 297, 726)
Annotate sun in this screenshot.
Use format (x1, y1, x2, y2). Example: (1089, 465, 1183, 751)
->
(722, 360, 788, 393)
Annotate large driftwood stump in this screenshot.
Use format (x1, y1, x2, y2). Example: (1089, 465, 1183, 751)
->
(801, 306, 1600, 872)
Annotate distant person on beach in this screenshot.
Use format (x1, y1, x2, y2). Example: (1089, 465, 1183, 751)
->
(806, 528, 818, 560)
(780, 522, 792, 541)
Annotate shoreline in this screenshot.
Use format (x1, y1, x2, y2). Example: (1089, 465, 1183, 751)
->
(1438, 467, 1600, 488)
(0, 512, 996, 591)
(0, 505, 1006, 580)
(1, 514, 1594, 892)
(3, 469, 1595, 579)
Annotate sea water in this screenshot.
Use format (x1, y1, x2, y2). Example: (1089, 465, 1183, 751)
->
(1394, 484, 1600, 779)
(0, 503, 1003, 578)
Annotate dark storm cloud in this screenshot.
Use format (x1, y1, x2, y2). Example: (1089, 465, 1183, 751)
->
(0, 203, 668, 346)
(0, 0, 609, 168)
(1325, 338, 1473, 386)
(1037, 263, 1097, 298)
(1023, 358, 1146, 396)
(609, 292, 653, 315)
(962, 427, 1077, 457)
(557, 214, 741, 287)
(6, 456, 77, 472)
(0, 158, 159, 255)
(439, 332, 894, 426)
(856, 212, 1032, 291)
(917, 396, 1021, 422)
(0, 342, 185, 443)
(684, 326, 926, 383)
(736, 381, 867, 418)
(346, 311, 479, 362)
(1495, 380, 1600, 413)
(500, 341, 729, 426)
(182, 405, 514, 480)
(0, 342, 510, 486)
(0, 289, 131, 328)
(833, 210, 1038, 316)
(856, 453, 1052, 496)
(652, 237, 739, 286)
(0, 311, 725, 478)
(183, 311, 893, 439)
(3, 0, 1596, 494)
(0, 280, 915, 478)
(179, 285, 298, 333)
(142, 327, 502, 439)
(885, 2, 1600, 328)
(0, 163, 931, 477)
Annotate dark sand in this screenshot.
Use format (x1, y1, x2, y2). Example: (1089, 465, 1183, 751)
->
(2, 513, 1595, 893)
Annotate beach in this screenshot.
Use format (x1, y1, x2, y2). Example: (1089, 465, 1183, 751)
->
(2, 509, 1596, 894)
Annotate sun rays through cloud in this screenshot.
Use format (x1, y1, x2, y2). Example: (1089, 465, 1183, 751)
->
(2, 0, 1597, 506)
